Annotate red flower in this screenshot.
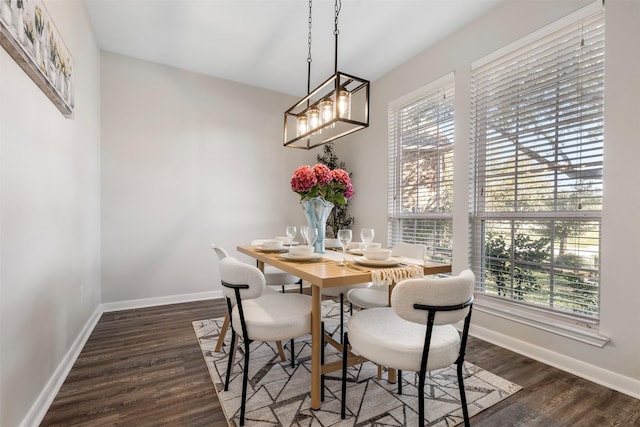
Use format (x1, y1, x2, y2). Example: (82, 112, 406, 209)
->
(290, 165, 317, 193)
(291, 164, 354, 205)
(313, 164, 332, 186)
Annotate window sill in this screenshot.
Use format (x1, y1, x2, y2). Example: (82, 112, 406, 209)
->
(473, 294, 610, 348)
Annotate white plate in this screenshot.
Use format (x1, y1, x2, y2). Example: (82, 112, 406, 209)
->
(256, 246, 288, 253)
(348, 248, 364, 255)
(324, 239, 341, 249)
(354, 256, 402, 267)
(279, 253, 323, 262)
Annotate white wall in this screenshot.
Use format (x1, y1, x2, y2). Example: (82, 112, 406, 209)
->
(3, 1, 638, 425)
(0, 2, 101, 426)
(100, 52, 314, 303)
(343, 0, 640, 396)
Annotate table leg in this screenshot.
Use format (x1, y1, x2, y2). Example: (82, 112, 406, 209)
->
(311, 285, 322, 410)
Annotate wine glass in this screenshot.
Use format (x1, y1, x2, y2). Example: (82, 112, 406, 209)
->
(360, 228, 375, 250)
(300, 225, 309, 244)
(306, 226, 318, 247)
(285, 225, 297, 248)
(337, 229, 352, 265)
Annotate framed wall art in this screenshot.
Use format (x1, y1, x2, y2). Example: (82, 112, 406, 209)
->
(0, 0, 74, 118)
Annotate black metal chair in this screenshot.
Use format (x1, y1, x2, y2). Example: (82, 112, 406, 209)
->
(341, 270, 475, 427)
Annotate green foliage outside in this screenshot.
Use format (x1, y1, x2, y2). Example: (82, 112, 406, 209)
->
(484, 228, 599, 316)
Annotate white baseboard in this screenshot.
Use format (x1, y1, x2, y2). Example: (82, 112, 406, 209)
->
(470, 324, 640, 399)
(100, 290, 224, 312)
(20, 306, 103, 427)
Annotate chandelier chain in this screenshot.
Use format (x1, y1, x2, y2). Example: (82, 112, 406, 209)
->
(334, 0, 341, 36)
(307, 0, 313, 64)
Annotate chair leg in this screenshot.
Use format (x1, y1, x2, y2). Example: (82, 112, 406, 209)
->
(341, 332, 349, 419)
(224, 329, 237, 391)
(215, 313, 230, 352)
(398, 369, 402, 395)
(290, 338, 295, 368)
(339, 293, 345, 344)
(239, 339, 251, 426)
(457, 361, 470, 427)
(418, 367, 426, 427)
(275, 341, 286, 361)
(388, 368, 397, 384)
(230, 334, 239, 372)
(298, 279, 303, 293)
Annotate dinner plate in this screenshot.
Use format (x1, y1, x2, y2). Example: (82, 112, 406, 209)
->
(354, 256, 402, 267)
(256, 246, 288, 253)
(278, 241, 300, 246)
(279, 253, 323, 262)
(348, 248, 364, 255)
(324, 239, 342, 249)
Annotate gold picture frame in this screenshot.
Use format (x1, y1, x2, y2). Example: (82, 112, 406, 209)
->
(0, 0, 74, 118)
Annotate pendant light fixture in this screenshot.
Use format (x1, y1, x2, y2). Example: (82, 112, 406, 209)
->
(283, 0, 370, 150)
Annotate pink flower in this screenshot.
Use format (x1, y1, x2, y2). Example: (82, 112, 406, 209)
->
(331, 168, 351, 187)
(313, 164, 332, 186)
(344, 182, 354, 199)
(290, 165, 317, 193)
(291, 164, 354, 205)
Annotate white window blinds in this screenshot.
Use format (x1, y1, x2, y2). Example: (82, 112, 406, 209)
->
(471, 6, 604, 318)
(388, 75, 454, 263)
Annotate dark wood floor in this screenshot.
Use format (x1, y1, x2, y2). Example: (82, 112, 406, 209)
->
(41, 298, 640, 426)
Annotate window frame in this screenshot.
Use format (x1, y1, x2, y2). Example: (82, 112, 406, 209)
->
(388, 74, 455, 262)
(469, 2, 608, 345)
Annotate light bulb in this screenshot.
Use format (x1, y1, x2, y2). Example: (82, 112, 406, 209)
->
(297, 115, 308, 136)
(307, 107, 320, 131)
(337, 90, 351, 119)
(320, 99, 334, 125)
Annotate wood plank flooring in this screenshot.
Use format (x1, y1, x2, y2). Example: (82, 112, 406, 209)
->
(41, 299, 640, 426)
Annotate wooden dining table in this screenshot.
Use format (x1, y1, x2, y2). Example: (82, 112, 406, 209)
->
(237, 244, 452, 410)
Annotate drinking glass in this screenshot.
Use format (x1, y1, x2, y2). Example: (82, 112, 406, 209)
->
(360, 228, 375, 250)
(300, 225, 309, 244)
(337, 229, 352, 265)
(306, 226, 318, 246)
(285, 225, 297, 248)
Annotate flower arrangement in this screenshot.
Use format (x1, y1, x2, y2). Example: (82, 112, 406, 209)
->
(290, 163, 354, 206)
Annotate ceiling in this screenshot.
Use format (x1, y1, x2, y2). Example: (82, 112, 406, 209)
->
(85, 0, 503, 97)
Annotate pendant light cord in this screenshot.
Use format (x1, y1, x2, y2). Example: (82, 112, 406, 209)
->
(334, 0, 341, 74)
(307, 0, 313, 95)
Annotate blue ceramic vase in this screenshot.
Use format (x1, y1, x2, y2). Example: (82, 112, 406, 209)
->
(301, 196, 334, 253)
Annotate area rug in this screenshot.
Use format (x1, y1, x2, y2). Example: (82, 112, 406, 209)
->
(193, 301, 521, 426)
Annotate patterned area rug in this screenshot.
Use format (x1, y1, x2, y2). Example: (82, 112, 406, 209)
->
(193, 301, 521, 426)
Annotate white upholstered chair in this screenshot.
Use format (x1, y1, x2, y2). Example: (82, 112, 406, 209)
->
(321, 283, 368, 343)
(340, 270, 475, 427)
(220, 257, 312, 426)
(250, 239, 302, 293)
(210, 244, 281, 355)
(347, 242, 427, 309)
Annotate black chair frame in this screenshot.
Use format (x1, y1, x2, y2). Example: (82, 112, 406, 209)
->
(341, 297, 474, 427)
(221, 280, 296, 426)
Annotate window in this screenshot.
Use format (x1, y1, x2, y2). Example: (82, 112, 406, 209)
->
(471, 7, 604, 320)
(389, 75, 454, 263)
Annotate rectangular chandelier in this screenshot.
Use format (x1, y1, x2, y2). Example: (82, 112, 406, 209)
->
(283, 71, 369, 150)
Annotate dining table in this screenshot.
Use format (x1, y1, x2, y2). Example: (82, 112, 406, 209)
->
(237, 244, 452, 410)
